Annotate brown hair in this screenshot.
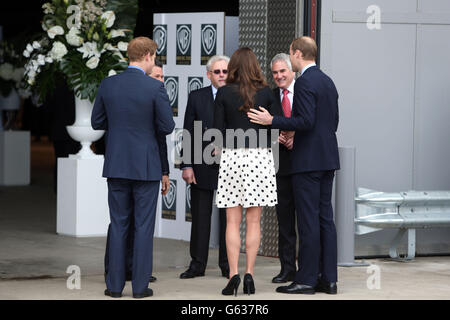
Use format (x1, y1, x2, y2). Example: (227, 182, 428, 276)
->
(291, 36, 317, 60)
(226, 47, 267, 112)
(127, 37, 158, 62)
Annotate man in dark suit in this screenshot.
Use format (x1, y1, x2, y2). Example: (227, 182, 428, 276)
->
(270, 53, 298, 283)
(248, 36, 340, 295)
(179, 55, 230, 279)
(149, 58, 164, 82)
(92, 37, 175, 298)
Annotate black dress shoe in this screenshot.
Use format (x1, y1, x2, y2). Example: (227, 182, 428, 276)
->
(276, 282, 315, 294)
(133, 288, 153, 299)
(149, 275, 157, 282)
(315, 280, 337, 294)
(180, 268, 205, 279)
(104, 289, 122, 298)
(272, 270, 296, 283)
(221, 268, 230, 278)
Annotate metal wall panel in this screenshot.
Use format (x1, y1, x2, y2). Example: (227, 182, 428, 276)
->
(239, 0, 298, 257)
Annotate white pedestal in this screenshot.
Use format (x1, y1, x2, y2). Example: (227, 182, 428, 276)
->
(0, 131, 30, 186)
(57, 157, 110, 237)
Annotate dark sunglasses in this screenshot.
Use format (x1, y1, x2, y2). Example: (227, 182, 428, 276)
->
(211, 69, 228, 74)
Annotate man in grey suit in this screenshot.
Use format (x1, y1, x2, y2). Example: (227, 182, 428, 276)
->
(270, 53, 298, 284)
(92, 37, 175, 298)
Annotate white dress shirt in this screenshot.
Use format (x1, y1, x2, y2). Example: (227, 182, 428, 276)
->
(212, 85, 218, 100)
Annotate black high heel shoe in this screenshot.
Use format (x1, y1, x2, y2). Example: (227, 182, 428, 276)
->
(222, 274, 241, 296)
(243, 273, 255, 295)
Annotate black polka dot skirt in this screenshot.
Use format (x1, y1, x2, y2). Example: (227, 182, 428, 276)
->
(216, 147, 277, 208)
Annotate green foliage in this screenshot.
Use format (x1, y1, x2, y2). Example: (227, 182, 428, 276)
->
(106, 0, 138, 31)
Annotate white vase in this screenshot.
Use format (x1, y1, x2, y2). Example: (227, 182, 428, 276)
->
(66, 95, 105, 159)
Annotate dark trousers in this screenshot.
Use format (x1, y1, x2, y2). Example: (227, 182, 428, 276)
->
(53, 140, 80, 193)
(104, 217, 134, 279)
(105, 178, 159, 294)
(275, 175, 297, 273)
(292, 170, 337, 286)
(189, 185, 228, 272)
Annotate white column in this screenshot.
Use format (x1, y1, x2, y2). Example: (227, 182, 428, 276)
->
(57, 157, 109, 237)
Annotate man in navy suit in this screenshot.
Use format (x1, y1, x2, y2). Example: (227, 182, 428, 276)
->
(248, 36, 340, 295)
(92, 37, 175, 298)
(103, 57, 170, 284)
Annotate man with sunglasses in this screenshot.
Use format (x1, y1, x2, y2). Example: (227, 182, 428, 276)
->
(180, 55, 230, 279)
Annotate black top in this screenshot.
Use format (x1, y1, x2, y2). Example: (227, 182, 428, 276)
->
(180, 85, 221, 190)
(213, 84, 282, 149)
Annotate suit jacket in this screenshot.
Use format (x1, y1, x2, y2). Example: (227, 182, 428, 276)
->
(213, 84, 282, 149)
(180, 86, 219, 190)
(91, 67, 175, 181)
(272, 66, 340, 174)
(272, 87, 293, 177)
(157, 134, 170, 175)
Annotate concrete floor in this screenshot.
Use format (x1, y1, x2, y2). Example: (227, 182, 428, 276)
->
(0, 139, 449, 300)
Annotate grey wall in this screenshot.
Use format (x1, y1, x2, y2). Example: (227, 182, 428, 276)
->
(225, 16, 240, 58)
(320, 0, 450, 256)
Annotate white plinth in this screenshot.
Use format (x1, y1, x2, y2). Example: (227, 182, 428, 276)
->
(0, 131, 30, 186)
(57, 157, 110, 237)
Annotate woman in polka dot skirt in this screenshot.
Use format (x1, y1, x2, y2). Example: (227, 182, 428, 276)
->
(213, 47, 283, 296)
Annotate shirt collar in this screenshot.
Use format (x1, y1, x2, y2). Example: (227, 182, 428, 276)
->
(128, 65, 146, 74)
(280, 79, 296, 95)
(301, 63, 316, 76)
(287, 79, 295, 93)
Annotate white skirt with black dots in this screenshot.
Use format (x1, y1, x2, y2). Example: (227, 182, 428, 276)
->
(215, 147, 278, 208)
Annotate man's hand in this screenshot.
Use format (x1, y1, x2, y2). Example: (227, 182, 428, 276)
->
(161, 175, 170, 195)
(281, 130, 295, 139)
(284, 136, 294, 150)
(182, 168, 197, 185)
(247, 107, 273, 125)
(279, 131, 295, 150)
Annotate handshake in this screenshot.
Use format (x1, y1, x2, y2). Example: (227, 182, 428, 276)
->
(278, 131, 295, 150)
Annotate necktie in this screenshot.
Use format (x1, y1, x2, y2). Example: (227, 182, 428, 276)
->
(282, 89, 291, 118)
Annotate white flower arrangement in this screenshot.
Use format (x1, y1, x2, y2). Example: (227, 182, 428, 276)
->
(0, 41, 27, 97)
(66, 27, 83, 47)
(22, 0, 136, 102)
(0, 63, 14, 81)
